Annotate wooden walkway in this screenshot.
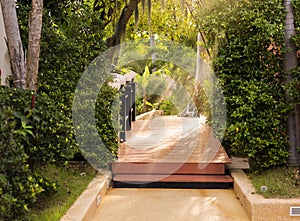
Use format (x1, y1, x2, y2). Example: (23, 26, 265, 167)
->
(112, 116, 233, 186)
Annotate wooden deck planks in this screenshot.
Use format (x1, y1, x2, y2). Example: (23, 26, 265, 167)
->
(117, 116, 230, 164)
(112, 116, 232, 184)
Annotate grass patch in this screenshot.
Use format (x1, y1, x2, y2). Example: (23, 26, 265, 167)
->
(248, 166, 300, 199)
(31, 162, 96, 221)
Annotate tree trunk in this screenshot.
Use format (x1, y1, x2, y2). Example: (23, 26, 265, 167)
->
(106, 0, 141, 48)
(1, 0, 26, 89)
(26, 0, 43, 91)
(283, 0, 300, 166)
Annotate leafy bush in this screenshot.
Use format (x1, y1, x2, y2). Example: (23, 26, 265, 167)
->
(1, 1, 119, 219)
(286, 2, 300, 103)
(0, 86, 73, 219)
(73, 81, 119, 168)
(16, 1, 120, 163)
(36, 3, 119, 164)
(293, 0, 300, 51)
(0, 87, 77, 166)
(198, 0, 290, 170)
(0, 5, 119, 220)
(0, 109, 42, 220)
(158, 99, 179, 115)
(95, 85, 119, 157)
(286, 67, 300, 103)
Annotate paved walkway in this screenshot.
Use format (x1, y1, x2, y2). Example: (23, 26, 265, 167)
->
(92, 188, 249, 221)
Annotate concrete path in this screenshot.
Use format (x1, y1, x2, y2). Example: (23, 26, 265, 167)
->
(92, 188, 249, 221)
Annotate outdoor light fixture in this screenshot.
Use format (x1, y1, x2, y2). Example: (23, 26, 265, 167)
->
(290, 206, 300, 216)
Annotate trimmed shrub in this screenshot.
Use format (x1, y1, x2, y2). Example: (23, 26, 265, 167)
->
(0, 87, 77, 166)
(0, 109, 42, 220)
(0, 1, 119, 219)
(0, 86, 73, 219)
(198, 0, 290, 170)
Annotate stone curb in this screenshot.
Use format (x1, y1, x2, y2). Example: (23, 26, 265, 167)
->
(60, 174, 110, 221)
(231, 169, 300, 221)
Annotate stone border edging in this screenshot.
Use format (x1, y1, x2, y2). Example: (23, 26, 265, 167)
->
(60, 173, 110, 221)
(231, 169, 300, 221)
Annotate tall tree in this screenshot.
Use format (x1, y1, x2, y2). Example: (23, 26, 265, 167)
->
(1, 0, 43, 91)
(106, 0, 141, 47)
(283, 0, 300, 165)
(1, 0, 26, 89)
(26, 0, 43, 91)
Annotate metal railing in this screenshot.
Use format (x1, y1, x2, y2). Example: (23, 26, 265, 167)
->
(109, 71, 137, 142)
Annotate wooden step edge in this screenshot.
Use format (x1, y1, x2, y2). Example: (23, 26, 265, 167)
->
(111, 163, 226, 175)
(226, 157, 250, 169)
(113, 174, 234, 183)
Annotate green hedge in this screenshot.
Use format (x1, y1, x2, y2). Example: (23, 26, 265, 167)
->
(36, 3, 118, 166)
(287, 1, 300, 103)
(0, 87, 77, 166)
(0, 2, 119, 219)
(0, 109, 41, 221)
(0, 88, 68, 220)
(15, 1, 119, 167)
(198, 0, 290, 170)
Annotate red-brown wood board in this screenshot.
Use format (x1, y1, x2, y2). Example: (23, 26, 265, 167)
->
(112, 116, 232, 184)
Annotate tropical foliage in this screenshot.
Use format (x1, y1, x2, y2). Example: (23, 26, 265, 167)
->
(1, 2, 117, 219)
(197, 0, 298, 170)
(288, 0, 300, 102)
(0, 88, 60, 220)
(2, 0, 300, 219)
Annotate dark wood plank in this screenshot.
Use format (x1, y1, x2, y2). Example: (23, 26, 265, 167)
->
(113, 174, 234, 183)
(112, 162, 225, 175)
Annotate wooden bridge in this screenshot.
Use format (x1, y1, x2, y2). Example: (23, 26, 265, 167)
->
(111, 114, 233, 188)
(109, 74, 233, 188)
